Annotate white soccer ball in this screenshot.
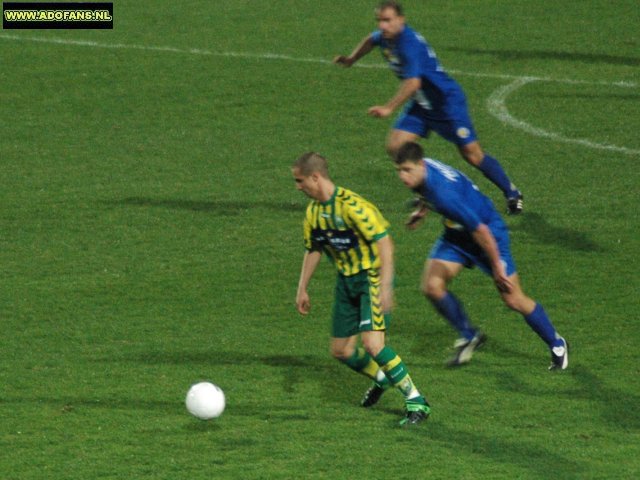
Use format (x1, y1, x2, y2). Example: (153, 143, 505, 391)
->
(185, 382, 225, 420)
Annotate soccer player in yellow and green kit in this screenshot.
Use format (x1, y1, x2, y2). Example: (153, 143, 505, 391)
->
(292, 151, 430, 426)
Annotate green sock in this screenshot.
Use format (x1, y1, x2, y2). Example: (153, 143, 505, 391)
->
(342, 347, 387, 384)
(374, 346, 421, 400)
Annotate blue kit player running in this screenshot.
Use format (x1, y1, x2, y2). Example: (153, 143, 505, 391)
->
(334, 1, 524, 214)
(394, 142, 568, 370)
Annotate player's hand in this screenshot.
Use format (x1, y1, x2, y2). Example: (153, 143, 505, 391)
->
(368, 105, 393, 118)
(492, 264, 513, 293)
(296, 291, 311, 315)
(333, 55, 354, 67)
(406, 205, 428, 230)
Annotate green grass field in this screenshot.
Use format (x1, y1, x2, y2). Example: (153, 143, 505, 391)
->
(1, 1, 639, 478)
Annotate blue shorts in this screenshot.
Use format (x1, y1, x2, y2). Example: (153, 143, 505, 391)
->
(394, 101, 477, 146)
(428, 220, 517, 277)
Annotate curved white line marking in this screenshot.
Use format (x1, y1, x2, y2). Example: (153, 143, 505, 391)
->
(487, 78, 640, 155)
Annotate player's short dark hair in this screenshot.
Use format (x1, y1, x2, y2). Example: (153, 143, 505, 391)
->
(376, 1, 403, 16)
(293, 152, 329, 178)
(395, 142, 424, 164)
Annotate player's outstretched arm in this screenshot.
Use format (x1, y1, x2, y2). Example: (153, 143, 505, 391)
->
(333, 35, 375, 67)
(296, 250, 322, 315)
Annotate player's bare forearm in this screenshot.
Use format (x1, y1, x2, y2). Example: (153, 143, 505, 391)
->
(471, 224, 501, 271)
(388, 77, 421, 110)
(472, 224, 512, 292)
(333, 35, 374, 67)
(296, 250, 322, 314)
(376, 235, 395, 312)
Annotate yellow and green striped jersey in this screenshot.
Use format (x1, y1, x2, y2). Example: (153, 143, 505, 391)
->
(303, 186, 389, 276)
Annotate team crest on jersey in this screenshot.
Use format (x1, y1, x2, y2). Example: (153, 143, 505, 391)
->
(456, 127, 471, 139)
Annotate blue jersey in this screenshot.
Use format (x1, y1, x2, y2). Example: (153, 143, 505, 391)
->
(371, 26, 467, 119)
(415, 158, 500, 233)
(416, 158, 516, 276)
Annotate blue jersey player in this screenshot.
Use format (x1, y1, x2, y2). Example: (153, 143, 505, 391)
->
(394, 142, 568, 370)
(334, 1, 524, 214)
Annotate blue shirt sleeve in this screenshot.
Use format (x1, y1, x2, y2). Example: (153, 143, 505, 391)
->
(371, 30, 382, 46)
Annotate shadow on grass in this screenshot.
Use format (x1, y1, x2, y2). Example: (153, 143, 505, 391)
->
(1, 352, 324, 426)
(370, 402, 586, 480)
(0, 395, 177, 412)
(445, 47, 640, 67)
(510, 212, 604, 252)
(103, 197, 304, 215)
(124, 350, 329, 370)
(116, 350, 337, 398)
(480, 336, 543, 364)
(493, 365, 640, 431)
(420, 421, 586, 479)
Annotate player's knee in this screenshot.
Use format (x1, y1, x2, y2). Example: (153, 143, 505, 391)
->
(502, 297, 519, 311)
(330, 344, 353, 361)
(385, 140, 399, 158)
(464, 151, 483, 166)
(422, 277, 446, 300)
(362, 338, 384, 357)
(386, 135, 410, 158)
(460, 145, 484, 166)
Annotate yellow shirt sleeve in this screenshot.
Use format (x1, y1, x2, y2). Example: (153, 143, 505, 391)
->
(344, 195, 389, 243)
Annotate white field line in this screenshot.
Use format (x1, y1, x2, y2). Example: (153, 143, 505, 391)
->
(1, 33, 638, 154)
(1, 33, 637, 88)
(487, 78, 640, 155)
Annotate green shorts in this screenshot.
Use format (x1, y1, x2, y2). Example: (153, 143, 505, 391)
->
(331, 269, 390, 338)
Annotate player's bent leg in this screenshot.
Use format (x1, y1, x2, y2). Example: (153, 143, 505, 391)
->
(458, 141, 485, 166)
(333, 336, 384, 379)
(459, 142, 523, 214)
(499, 274, 568, 370)
(361, 330, 385, 358)
(333, 334, 393, 407)
(358, 331, 391, 407)
(421, 259, 462, 300)
(330, 335, 359, 361)
(372, 346, 431, 426)
(423, 259, 486, 366)
(386, 129, 420, 159)
(421, 261, 470, 339)
(497, 274, 536, 314)
(334, 336, 392, 406)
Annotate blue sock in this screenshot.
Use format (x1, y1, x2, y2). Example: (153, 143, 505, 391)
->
(478, 154, 518, 198)
(524, 303, 562, 347)
(431, 292, 477, 340)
